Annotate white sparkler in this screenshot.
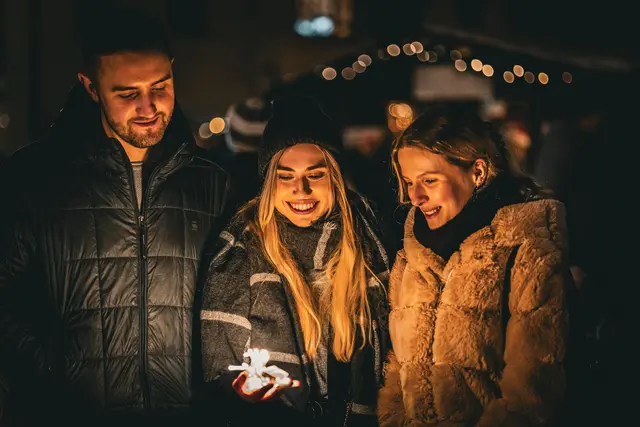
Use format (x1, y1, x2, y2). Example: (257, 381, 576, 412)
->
(229, 348, 292, 393)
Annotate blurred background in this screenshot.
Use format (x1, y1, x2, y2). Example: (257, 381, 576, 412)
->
(0, 0, 636, 154)
(0, 0, 636, 424)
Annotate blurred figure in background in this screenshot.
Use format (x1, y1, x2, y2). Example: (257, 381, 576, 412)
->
(221, 96, 272, 211)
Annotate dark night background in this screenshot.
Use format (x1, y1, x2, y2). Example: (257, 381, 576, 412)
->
(1, 0, 637, 424)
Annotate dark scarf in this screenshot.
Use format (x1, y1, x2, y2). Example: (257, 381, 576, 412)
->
(276, 213, 363, 424)
(276, 209, 341, 272)
(414, 174, 525, 261)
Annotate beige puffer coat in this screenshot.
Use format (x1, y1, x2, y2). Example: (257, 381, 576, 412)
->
(378, 199, 569, 427)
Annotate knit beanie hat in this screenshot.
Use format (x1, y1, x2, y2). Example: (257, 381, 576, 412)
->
(258, 95, 342, 176)
(225, 97, 272, 153)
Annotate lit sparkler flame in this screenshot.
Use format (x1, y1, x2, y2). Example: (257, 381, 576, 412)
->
(229, 348, 291, 393)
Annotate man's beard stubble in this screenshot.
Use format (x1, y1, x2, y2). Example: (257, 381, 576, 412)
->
(99, 99, 172, 149)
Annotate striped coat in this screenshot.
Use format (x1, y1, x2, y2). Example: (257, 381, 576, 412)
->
(201, 202, 391, 426)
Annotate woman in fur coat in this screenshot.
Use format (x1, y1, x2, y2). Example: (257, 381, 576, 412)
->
(377, 107, 569, 427)
(201, 96, 390, 427)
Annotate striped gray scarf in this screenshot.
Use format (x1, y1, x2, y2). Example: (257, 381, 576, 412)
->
(201, 200, 390, 425)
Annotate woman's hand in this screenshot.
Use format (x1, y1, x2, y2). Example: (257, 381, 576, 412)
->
(231, 371, 301, 403)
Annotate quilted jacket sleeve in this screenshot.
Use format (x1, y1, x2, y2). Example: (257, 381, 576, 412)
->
(0, 155, 48, 424)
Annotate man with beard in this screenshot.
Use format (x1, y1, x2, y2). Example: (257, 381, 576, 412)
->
(0, 8, 227, 427)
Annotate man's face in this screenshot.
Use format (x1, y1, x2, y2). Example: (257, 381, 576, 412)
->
(81, 51, 175, 148)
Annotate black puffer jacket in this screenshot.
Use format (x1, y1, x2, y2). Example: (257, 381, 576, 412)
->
(0, 85, 227, 425)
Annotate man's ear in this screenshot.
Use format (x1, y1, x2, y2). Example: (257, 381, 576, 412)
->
(77, 73, 99, 102)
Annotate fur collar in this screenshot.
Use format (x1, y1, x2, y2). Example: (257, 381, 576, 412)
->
(403, 199, 567, 276)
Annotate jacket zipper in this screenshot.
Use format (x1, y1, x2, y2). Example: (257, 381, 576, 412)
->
(137, 211, 150, 409)
(140, 144, 188, 410)
(120, 142, 187, 410)
(122, 161, 151, 410)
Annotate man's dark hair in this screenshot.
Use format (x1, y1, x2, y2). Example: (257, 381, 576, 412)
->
(78, 6, 173, 80)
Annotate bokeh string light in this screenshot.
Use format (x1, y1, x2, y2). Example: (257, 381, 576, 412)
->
(198, 41, 575, 140)
(314, 40, 574, 86)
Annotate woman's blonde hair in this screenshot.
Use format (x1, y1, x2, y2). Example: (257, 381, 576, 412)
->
(247, 146, 373, 362)
(391, 107, 545, 204)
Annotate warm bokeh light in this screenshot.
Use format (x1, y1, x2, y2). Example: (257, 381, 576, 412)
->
(387, 44, 400, 56)
(562, 72, 573, 83)
(322, 67, 337, 80)
(503, 71, 515, 83)
(209, 117, 226, 134)
(403, 43, 416, 55)
(358, 54, 372, 66)
(341, 67, 356, 80)
(454, 59, 467, 72)
(471, 59, 483, 71)
(353, 61, 366, 73)
(391, 103, 413, 118)
(482, 64, 494, 77)
(396, 117, 412, 130)
(513, 65, 524, 77)
(388, 101, 415, 134)
(411, 42, 424, 54)
(538, 72, 549, 84)
(524, 71, 535, 83)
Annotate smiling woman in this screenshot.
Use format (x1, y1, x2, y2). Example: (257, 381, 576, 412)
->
(201, 96, 393, 426)
(272, 144, 334, 227)
(379, 105, 571, 427)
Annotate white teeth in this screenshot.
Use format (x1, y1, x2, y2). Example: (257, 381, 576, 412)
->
(291, 203, 315, 211)
(425, 207, 440, 215)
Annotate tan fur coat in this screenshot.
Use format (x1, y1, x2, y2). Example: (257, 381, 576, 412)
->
(378, 200, 569, 427)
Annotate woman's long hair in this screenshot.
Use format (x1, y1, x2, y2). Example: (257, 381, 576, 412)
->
(243, 146, 373, 362)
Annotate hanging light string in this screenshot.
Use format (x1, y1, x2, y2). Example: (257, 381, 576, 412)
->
(315, 41, 573, 85)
